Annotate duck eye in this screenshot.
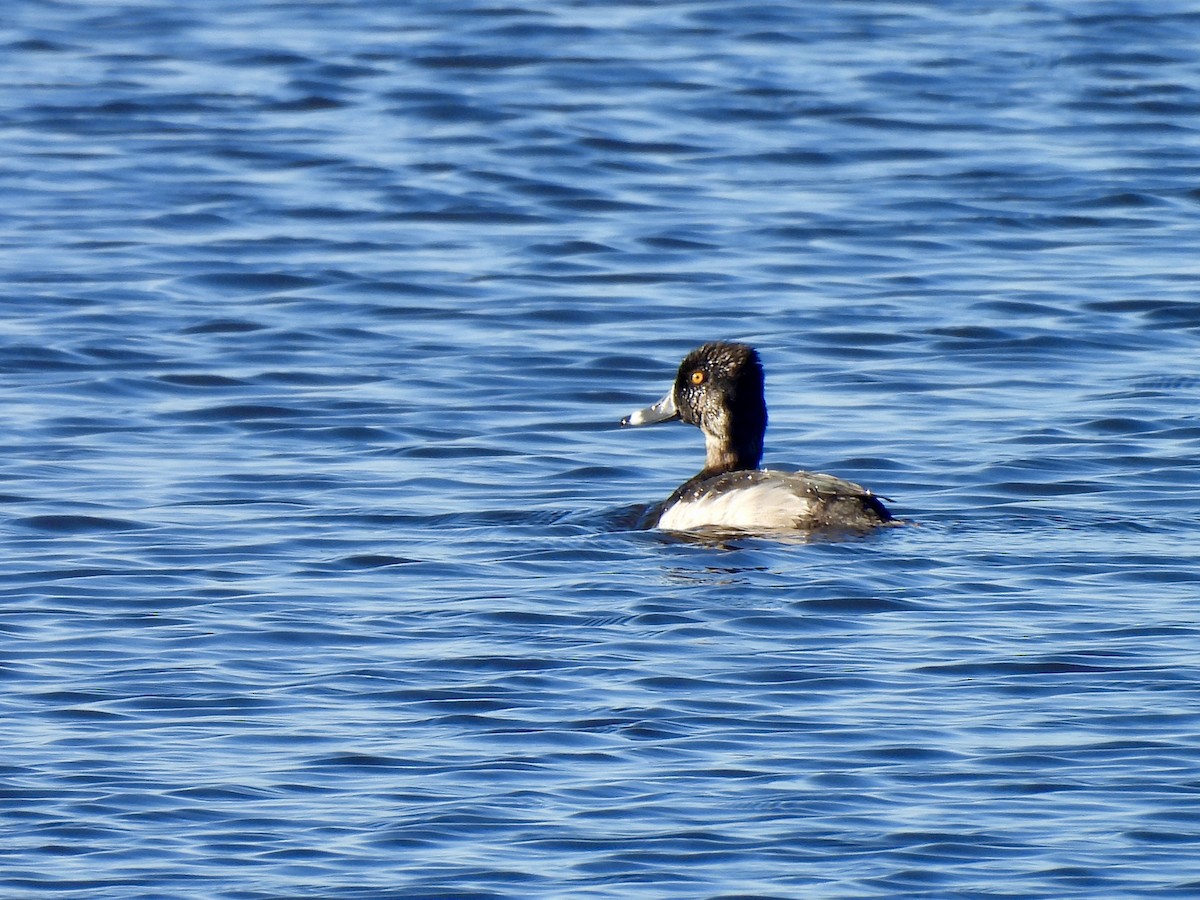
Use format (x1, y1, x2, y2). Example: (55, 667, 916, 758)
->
(690, 370, 705, 385)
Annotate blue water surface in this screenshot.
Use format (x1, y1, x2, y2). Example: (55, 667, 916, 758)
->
(3, 1, 1200, 897)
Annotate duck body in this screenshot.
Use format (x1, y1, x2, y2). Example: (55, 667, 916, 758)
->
(622, 342, 892, 534)
(657, 468, 891, 532)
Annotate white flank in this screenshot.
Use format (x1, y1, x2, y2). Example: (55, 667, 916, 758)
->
(658, 478, 813, 531)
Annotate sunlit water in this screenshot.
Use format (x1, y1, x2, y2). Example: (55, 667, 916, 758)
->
(3, 2, 1200, 897)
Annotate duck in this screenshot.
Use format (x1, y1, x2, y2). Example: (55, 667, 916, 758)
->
(621, 341, 893, 533)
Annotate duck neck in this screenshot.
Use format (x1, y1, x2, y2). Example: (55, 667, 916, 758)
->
(700, 410, 764, 476)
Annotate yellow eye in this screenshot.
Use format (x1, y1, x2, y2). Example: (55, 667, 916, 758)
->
(690, 369, 705, 385)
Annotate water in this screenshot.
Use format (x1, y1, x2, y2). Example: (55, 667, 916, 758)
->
(3, 1, 1200, 897)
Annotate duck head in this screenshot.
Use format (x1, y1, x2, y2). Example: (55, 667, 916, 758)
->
(622, 341, 768, 475)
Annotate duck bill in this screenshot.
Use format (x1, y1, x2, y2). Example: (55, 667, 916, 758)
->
(621, 391, 679, 427)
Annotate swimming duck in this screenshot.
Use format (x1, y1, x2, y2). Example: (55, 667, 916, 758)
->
(621, 341, 893, 532)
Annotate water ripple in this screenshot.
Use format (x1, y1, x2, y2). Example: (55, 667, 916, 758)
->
(4, 1, 1200, 898)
